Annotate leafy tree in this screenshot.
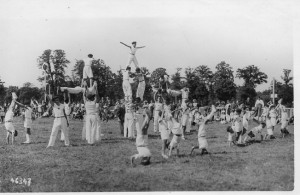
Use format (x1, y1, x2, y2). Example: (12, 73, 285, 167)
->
(0, 78, 6, 105)
(150, 68, 167, 87)
(4, 86, 19, 103)
(170, 68, 182, 90)
(193, 65, 213, 80)
(18, 83, 43, 103)
(236, 65, 268, 88)
(37, 49, 70, 95)
(214, 61, 236, 101)
(277, 69, 293, 107)
(281, 69, 293, 87)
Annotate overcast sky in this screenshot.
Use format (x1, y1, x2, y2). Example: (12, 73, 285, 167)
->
(0, 0, 295, 92)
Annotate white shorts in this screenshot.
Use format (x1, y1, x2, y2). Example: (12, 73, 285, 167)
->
(198, 136, 208, 149)
(160, 129, 170, 140)
(137, 146, 151, 157)
(83, 66, 93, 79)
(267, 128, 273, 135)
(270, 117, 276, 126)
(181, 114, 188, 126)
(170, 135, 181, 149)
(24, 119, 32, 128)
(5, 122, 15, 133)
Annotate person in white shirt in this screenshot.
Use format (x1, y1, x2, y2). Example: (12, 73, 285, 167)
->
(83, 54, 94, 87)
(153, 94, 163, 133)
(83, 87, 98, 145)
(168, 110, 183, 157)
(135, 67, 146, 101)
(46, 95, 70, 148)
(4, 93, 18, 145)
(131, 101, 152, 167)
(122, 66, 133, 102)
(120, 41, 145, 70)
(232, 109, 243, 144)
(158, 110, 170, 159)
(279, 105, 290, 138)
(124, 101, 135, 139)
(181, 100, 190, 140)
(61, 90, 71, 141)
(181, 87, 189, 108)
(254, 96, 264, 121)
(190, 105, 216, 155)
(243, 121, 266, 143)
(15, 99, 34, 144)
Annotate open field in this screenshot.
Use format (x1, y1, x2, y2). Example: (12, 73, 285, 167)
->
(0, 117, 294, 192)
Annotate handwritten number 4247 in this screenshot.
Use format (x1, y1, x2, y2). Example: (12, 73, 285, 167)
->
(10, 178, 31, 186)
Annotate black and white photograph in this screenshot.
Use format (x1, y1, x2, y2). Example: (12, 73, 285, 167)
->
(0, 0, 297, 192)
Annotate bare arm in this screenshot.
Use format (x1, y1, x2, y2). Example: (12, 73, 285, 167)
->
(63, 108, 69, 127)
(136, 46, 145, 49)
(120, 42, 131, 48)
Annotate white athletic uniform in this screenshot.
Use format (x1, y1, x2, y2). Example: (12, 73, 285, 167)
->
(5, 110, 15, 133)
(135, 108, 144, 136)
(197, 109, 215, 149)
(169, 120, 182, 149)
(269, 109, 277, 126)
(243, 111, 250, 132)
(83, 57, 94, 79)
(124, 102, 134, 138)
(24, 107, 33, 128)
(47, 104, 69, 147)
(153, 102, 163, 132)
(181, 89, 189, 107)
(135, 111, 151, 158)
(158, 118, 170, 140)
(122, 70, 132, 99)
(181, 105, 189, 127)
(60, 83, 97, 95)
(164, 105, 173, 130)
(127, 47, 140, 68)
(266, 117, 273, 135)
(85, 99, 97, 144)
(281, 111, 289, 130)
(136, 73, 145, 101)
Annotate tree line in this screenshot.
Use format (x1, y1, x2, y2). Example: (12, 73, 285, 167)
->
(0, 49, 294, 107)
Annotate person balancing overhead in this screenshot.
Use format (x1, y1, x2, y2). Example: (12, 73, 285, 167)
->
(120, 41, 145, 69)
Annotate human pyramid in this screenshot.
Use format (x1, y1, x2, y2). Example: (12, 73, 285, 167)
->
(3, 41, 292, 167)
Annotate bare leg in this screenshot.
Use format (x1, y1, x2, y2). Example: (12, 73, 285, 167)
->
(182, 126, 186, 140)
(161, 140, 168, 159)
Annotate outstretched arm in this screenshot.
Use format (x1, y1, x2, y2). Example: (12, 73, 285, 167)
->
(204, 105, 216, 123)
(120, 42, 131, 48)
(15, 101, 29, 110)
(136, 46, 145, 49)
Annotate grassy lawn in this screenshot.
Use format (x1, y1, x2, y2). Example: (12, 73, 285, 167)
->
(0, 116, 294, 192)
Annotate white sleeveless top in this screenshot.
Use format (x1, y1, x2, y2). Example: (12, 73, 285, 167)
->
(130, 47, 138, 55)
(85, 100, 96, 115)
(53, 104, 65, 117)
(83, 58, 93, 67)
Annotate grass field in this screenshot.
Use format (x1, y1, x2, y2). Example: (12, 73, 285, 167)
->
(0, 116, 294, 192)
